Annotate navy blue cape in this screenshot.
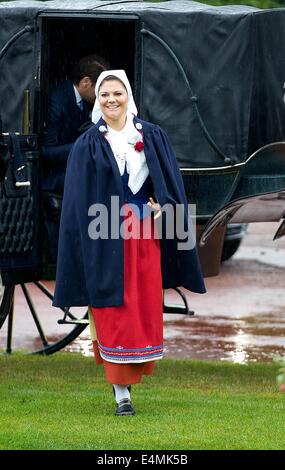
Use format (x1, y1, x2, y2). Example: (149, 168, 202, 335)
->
(53, 116, 206, 308)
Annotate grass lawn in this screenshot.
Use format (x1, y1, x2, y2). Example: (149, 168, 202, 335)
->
(0, 353, 284, 450)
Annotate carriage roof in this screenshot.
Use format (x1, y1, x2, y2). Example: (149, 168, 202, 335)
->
(1, 0, 284, 167)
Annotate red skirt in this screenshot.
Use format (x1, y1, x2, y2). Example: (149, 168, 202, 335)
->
(91, 213, 163, 384)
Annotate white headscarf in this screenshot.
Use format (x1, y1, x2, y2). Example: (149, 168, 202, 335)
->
(91, 70, 149, 195)
(91, 69, 138, 124)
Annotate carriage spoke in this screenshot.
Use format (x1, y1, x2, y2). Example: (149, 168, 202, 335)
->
(6, 297, 14, 354)
(33, 281, 82, 322)
(33, 280, 54, 302)
(20, 284, 49, 348)
(0, 286, 15, 328)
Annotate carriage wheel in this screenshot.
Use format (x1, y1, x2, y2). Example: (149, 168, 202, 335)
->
(0, 280, 89, 355)
(0, 280, 193, 355)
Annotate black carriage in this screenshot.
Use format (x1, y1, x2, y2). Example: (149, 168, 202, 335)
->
(1, 0, 285, 354)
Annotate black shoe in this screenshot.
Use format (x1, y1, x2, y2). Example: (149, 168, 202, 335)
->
(115, 398, 135, 416)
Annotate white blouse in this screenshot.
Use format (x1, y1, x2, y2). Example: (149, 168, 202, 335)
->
(105, 113, 149, 194)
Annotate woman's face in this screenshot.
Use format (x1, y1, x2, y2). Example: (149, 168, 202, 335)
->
(98, 79, 128, 124)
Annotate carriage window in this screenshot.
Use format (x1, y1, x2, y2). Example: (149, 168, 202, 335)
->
(39, 16, 139, 133)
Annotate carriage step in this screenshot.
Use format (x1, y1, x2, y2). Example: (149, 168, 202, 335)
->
(57, 319, 90, 325)
(163, 303, 194, 315)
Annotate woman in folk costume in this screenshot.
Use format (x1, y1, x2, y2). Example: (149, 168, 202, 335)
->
(53, 70, 206, 416)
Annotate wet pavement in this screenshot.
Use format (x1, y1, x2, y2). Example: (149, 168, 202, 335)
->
(163, 222, 285, 363)
(0, 222, 284, 363)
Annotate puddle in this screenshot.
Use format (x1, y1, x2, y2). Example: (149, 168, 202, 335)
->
(57, 311, 285, 364)
(0, 223, 284, 364)
(163, 314, 285, 363)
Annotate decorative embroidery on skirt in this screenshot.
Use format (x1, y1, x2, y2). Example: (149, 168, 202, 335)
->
(98, 341, 163, 363)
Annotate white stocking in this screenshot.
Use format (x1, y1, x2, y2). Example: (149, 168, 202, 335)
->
(113, 384, 131, 403)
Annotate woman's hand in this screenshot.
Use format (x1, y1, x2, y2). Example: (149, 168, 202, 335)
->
(147, 197, 162, 220)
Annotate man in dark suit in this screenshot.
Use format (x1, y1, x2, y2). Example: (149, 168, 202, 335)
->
(41, 54, 108, 262)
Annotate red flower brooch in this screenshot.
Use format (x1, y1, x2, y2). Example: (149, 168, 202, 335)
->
(134, 140, 144, 152)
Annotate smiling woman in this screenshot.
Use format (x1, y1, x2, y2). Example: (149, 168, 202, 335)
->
(98, 78, 128, 130)
(53, 69, 206, 417)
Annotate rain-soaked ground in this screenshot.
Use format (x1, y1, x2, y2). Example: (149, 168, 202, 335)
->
(162, 222, 285, 363)
(1, 222, 284, 363)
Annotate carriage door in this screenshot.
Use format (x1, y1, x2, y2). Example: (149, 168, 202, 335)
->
(0, 16, 41, 287)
